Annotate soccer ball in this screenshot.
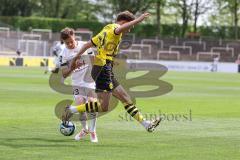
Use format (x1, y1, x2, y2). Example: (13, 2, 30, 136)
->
(59, 121, 75, 136)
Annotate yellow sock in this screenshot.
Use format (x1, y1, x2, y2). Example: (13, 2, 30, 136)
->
(76, 101, 101, 113)
(124, 104, 144, 123)
(76, 103, 86, 112)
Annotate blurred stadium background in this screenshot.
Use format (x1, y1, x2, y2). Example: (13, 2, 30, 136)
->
(0, 0, 239, 160)
(0, 0, 240, 70)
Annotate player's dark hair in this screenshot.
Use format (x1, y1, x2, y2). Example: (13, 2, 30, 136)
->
(116, 11, 135, 22)
(60, 27, 75, 40)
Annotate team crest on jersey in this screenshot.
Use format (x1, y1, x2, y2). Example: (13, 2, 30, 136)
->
(109, 82, 113, 89)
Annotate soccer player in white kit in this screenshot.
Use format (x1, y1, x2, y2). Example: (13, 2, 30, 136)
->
(60, 27, 98, 142)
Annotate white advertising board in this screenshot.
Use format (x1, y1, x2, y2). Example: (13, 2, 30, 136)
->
(127, 60, 238, 73)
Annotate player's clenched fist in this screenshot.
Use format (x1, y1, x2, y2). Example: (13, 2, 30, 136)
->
(137, 12, 151, 22)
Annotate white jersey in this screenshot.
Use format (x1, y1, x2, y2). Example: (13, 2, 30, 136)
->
(60, 41, 95, 89)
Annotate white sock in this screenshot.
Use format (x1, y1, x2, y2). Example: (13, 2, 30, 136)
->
(69, 106, 78, 113)
(79, 112, 88, 131)
(89, 112, 97, 132)
(141, 120, 151, 129)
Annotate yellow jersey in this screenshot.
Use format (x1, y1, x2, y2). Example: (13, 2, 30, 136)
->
(91, 23, 122, 66)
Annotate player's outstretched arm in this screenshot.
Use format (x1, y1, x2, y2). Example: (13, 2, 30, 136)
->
(115, 13, 150, 35)
(61, 59, 85, 78)
(61, 67, 72, 78)
(71, 41, 94, 70)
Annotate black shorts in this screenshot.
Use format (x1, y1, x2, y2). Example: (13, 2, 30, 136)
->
(91, 60, 119, 92)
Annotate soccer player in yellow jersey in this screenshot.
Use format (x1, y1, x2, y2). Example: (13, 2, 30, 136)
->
(63, 11, 161, 132)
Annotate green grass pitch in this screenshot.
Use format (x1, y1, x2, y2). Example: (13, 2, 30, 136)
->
(0, 66, 239, 160)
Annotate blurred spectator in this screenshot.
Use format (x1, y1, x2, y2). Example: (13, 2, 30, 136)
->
(211, 55, 220, 72)
(16, 49, 21, 56)
(45, 40, 65, 74)
(235, 55, 240, 73)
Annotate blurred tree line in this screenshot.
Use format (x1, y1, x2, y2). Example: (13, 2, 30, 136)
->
(0, 0, 99, 20)
(0, 0, 240, 39)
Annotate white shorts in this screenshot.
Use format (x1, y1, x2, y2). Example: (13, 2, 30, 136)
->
(71, 65, 96, 103)
(72, 83, 96, 103)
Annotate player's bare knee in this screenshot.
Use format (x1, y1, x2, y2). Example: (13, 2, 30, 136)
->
(100, 102, 109, 112)
(75, 96, 86, 105)
(88, 97, 97, 102)
(102, 107, 109, 112)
